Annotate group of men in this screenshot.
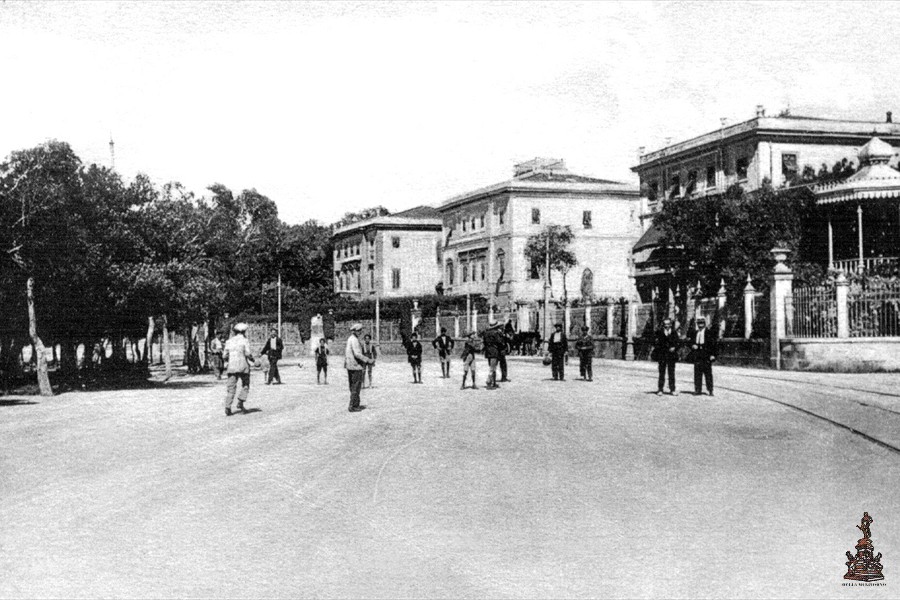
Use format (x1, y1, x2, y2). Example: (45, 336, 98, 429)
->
(216, 318, 603, 417)
(652, 316, 717, 397)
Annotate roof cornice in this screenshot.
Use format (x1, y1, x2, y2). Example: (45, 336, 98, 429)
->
(438, 179, 638, 212)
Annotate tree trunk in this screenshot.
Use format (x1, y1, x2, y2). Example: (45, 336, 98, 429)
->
(162, 315, 172, 380)
(144, 316, 155, 366)
(26, 276, 53, 396)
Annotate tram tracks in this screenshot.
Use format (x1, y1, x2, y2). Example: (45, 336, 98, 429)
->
(600, 361, 900, 455)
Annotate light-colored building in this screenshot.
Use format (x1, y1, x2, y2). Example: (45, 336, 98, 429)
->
(437, 158, 640, 320)
(632, 108, 900, 295)
(332, 206, 443, 300)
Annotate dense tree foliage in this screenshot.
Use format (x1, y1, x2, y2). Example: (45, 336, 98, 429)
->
(652, 181, 826, 300)
(524, 225, 578, 300)
(0, 140, 334, 392)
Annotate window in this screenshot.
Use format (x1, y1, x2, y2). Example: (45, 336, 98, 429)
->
(736, 156, 749, 180)
(368, 265, 374, 289)
(706, 164, 716, 188)
(686, 170, 698, 195)
(480, 215, 485, 228)
(781, 153, 798, 181)
(669, 174, 681, 199)
(498, 209, 505, 225)
(391, 236, 400, 248)
(532, 208, 541, 224)
(480, 261, 486, 281)
(334, 272, 340, 290)
(446, 260, 455, 285)
(496, 250, 506, 280)
(582, 210, 592, 229)
(391, 268, 401, 289)
(462, 261, 469, 282)
(471, 218, 476, 230)
(529, 256, 541, 279)
(648, 181, 659, 202)
(462, 219, 467, 232)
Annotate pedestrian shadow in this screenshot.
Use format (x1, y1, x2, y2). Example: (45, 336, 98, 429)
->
(237, 408, 263, 415)
(0, 399, 39, 406)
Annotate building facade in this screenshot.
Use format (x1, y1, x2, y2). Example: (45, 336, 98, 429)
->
(631, 108, 900, 297)
(332, 206, 443, 300)
(438, 158, 641, 321)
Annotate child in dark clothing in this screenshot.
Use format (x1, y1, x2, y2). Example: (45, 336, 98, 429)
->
(315, 338, 329, 384)
(575, 325, 594, 381)
(459, 332, 479, 390)
(407, 332, 423, 383)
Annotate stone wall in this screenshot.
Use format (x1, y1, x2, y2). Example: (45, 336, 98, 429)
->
(780, 338, 900, 372)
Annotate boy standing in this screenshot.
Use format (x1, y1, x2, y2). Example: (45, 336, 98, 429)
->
(575, 326, 594, 381)
(315, 338, 329, 384)
(407, 332, 423, 383)
(460, 332, 479, 390)
(432, 328, 455, 378)
(362, 333, 377, 388)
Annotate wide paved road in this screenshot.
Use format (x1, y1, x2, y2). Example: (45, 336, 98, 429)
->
(1, 358, 897, 599)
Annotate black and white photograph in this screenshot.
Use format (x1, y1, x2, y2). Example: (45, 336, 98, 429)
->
(0, 1, 897, 598)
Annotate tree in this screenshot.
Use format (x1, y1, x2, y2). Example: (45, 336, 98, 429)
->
(524, 225, 578, 301)
(332, 206, 390, 229)
(652, 181, 823, 301)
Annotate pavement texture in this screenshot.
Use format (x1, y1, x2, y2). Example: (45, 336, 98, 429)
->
(1, 356, 898, 599)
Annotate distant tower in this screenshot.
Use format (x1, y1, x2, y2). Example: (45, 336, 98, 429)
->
(109, 135, 116, 170)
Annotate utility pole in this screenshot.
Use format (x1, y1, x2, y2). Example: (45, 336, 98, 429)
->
(542, 233, 550, 348)
(277, 271, 282, 337)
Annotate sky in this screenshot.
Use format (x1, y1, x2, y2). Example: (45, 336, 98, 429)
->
(2, 0, 899, 225)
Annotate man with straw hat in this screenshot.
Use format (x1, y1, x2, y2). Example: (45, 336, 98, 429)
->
(345, 323, 374, 412)
(223, 322, 257, 416)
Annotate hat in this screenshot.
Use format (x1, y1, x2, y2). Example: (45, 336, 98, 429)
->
(488, 319, 499, 327)
(233, 323, 248, 333)
(350, 323, 363, 332)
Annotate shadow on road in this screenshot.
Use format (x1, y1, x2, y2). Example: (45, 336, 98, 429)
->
(0, 399, 39, 406)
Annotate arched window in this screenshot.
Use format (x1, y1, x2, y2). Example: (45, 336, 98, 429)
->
(580, 268, 594, 299)
(496, 249, 506, 280)
(446, 260, 455, 285)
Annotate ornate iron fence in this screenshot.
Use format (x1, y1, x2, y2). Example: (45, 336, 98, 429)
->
(848, 280, 900, 337)
(788, 285, 837, 338)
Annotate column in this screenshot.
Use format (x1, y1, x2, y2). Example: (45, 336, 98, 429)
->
(624, 298, 637, 361)
(835, 272, 850, 338)
(769, 248, 794, 370)
(743, 274, 756, 339)
(857, 203, 864, 271)
(827, 215, 834, 269)
(454, 315, 460, 338)
(471, 306, 478, 332)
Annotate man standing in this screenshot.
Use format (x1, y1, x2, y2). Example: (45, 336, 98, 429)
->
(209, 332, 225, 380)
(261, 328, 284, 385)
(498, 320, 513, 382)
(362, 333, 378, 388)
(574, 325, 594, 381)
(460, 331, 479, 390)
(547, 322, 569, 381)
(690, 317, 716, 396)
(653, 318, 680, 396)
(223, 323, 257, 416)
(432, 327, 455, 378)
(481, 319, 504, 389)
(345, 323, 374, 412)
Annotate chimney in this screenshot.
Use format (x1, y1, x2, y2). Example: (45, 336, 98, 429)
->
(756, 105, 765, 118)
(638, 146, 646, 157)
(720, 117, 729, 128)
(887, 111, 893, 123)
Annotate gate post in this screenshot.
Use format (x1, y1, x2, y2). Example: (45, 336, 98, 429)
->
(835, 271, 850, 338)
(743, 275, 756, 339)
(717, 279, 727, 339)
(769, 248, 794, 370)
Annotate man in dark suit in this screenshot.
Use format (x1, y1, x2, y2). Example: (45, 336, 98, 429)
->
(690, 317, 716, 396)
(652, 318, 680, 395)
(547, 322, 568, 381)
(261, 328, 284, 385)
(481, 320, 505, 389)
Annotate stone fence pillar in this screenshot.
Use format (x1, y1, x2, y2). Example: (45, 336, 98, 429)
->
(769, 248, 794, 370)
(564, 303, 572, 335)
(454, 315, 461, 338)
(836, 272, 850, 338)
(717, 279, 727, 339)
(606, 303, 615, 337)
(625, 298, 637, 361)
(743, 275, 756, 339)
(584, 302, 592, 333)
(411, 300, 421, 333)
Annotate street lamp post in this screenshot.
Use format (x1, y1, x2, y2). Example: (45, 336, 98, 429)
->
(542, 234, 550, 350)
